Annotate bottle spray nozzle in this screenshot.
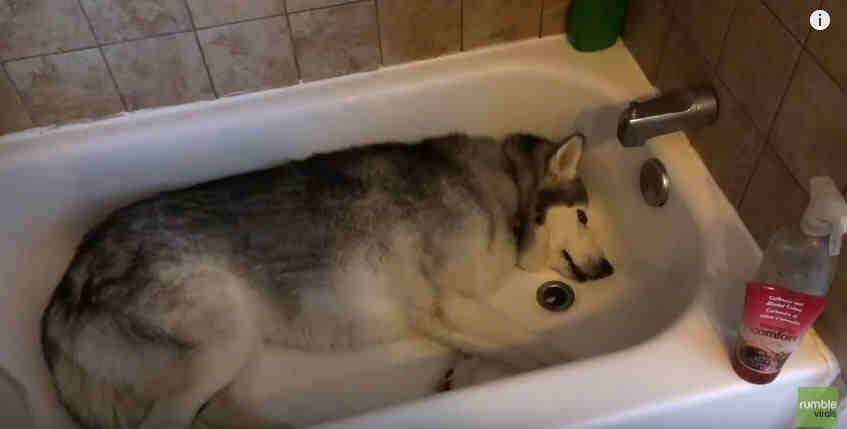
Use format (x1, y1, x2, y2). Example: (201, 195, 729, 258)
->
(833, 217, 847, 257)
(801, 176, 847, 256)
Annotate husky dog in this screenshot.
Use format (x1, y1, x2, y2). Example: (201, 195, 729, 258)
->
(41, 133, 613, 429)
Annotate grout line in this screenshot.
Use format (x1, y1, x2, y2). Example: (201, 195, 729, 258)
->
(712, 0, 739, 75)
(774, 141, 809, 195)
(661, 16, 715, 86)
(759, 0, 823, 47)
(287, 0, 370, 16)
(735, 120, 768, 209)
(373, 0, 384, 66)
(74, 0, 102, 44)
(75, 0, 129, 111)
(759, 49, 806, 194)
(711, 77, 760, 133)
(182, 0, 219, 98)
(86, 30, 194, 50)
(1, 62, 35, 126)
(803, 45, 847, 96)
(698, 72, 765, 208)
(195, 13, 285, 31)
(650, 2, 675, 85)
(282, 0, 304, 83)
(539, 0, 545, 36)
(652, 16, 676, 87)
(459, 0, 464, 51)
(714, 75, 757, 136)
(98, 47, 128, 111)
(1, 63, 20, 97)
(736, 143, 768, 210)
(1, 44, 100, 66)
(763, 45, 802, 145)
(1, 29, 209, 66)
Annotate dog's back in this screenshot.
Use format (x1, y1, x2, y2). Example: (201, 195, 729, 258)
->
(42, 133, 517, 429)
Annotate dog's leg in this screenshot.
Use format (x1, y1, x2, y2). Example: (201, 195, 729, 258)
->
(141, 347, 250, 429)
(415, 292, 564, 371)
(139, 269, 262, 429)
(415, 310, 541, 370)
(447, 354, 517, 390)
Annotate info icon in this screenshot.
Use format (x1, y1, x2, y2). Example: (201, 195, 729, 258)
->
(811, 9, 831, 31)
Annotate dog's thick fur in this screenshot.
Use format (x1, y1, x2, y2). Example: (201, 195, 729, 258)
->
(41, 133, 612, 429)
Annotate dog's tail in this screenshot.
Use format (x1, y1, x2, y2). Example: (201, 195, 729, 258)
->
(41, 276, 184, 429)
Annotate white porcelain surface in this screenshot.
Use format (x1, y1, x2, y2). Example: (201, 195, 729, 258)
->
(0, 36, 838, 429)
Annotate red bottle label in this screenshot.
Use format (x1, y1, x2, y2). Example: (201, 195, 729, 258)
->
(735, 282, 828, 376)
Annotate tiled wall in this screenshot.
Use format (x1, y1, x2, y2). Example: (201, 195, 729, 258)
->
(0, 0, 572, 135)
(624, 0, 847, 362)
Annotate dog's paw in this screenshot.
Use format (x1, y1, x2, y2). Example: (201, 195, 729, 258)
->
(438, 354, 517, 392)
(437, 367, 456, 392)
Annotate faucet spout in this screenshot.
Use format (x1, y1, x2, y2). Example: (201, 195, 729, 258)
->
(617, 86, 718, 147)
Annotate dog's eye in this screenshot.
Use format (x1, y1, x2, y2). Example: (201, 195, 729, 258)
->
(577, 209, 588, 225)
(534, 212, 545, 225)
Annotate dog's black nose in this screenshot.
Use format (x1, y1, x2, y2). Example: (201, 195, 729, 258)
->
(594, 258, 614, 279)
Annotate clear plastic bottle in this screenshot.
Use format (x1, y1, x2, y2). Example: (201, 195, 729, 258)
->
(755, 227, 837, 296)
(732, 177, 847, 384)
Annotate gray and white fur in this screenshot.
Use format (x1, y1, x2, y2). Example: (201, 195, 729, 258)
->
(41, 133, 613, 429)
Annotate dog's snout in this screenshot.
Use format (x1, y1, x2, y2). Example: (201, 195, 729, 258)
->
(592, 258, 614, 280)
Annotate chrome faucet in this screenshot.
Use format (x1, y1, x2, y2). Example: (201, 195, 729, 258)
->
(617, 87, 719, 147)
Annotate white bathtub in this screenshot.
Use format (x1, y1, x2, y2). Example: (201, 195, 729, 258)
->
(0, 36, 839, 428)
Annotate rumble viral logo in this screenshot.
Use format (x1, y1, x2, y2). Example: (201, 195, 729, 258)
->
(798, 387, 838, 427)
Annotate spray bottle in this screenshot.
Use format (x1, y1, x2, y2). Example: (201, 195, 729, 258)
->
(732, 176, 847, 384)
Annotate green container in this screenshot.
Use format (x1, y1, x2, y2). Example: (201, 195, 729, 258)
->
(567, 0, 629, 52)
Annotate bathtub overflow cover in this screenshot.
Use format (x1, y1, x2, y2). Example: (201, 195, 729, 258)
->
(537, 281, 575, 312)
(641, 158, 670, 207)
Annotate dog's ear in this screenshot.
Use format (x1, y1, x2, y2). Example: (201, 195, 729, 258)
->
(548, 133, 584, 182)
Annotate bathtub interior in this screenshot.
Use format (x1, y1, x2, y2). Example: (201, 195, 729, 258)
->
(0, 61, 704, 428)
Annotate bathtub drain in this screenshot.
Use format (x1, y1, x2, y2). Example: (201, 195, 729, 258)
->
(537, 281, 575, 312)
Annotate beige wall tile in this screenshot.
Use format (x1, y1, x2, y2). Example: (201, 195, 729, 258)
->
(761, 0, 820, 42)
(287, 0, 357, 13)
(186, 0, 284, 28)
(672, 0, 736, 67)
(80, 0, 191, 44)
(739, 146, 807, 248)
(622, 0, 672, 84)
(463, 0, 543, 50)
(5, 49, 123, 125)
(0, 0, 95, 60)
(104, 33, 214, 110)
(718, 0, 801, 134)
(807, 0, 847, 91)
(198, 17, 298, 96)
(378, 0, 460, 65)
(541, 0, 571, 36)
(290, 2, 380, 81)
(770, 53, 847, 192)
(686, 79, 765, 208)
(656, 24, 712, 92)
(0, 69, 33, 134)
